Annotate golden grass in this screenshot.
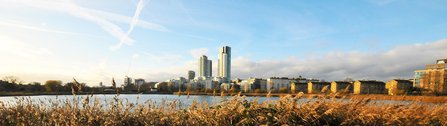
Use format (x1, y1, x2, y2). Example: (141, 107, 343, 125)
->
(0, 93, 446, 125)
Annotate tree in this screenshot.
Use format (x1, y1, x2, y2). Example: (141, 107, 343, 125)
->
(186, 87, 194, 92)
(29, 82, 43, 92)
(344, 78, 354, 82)
(195, 86, 202, 93)
(1, 76, 24, 91)
(2, 76, 24, 84)
(157, 82, 168, 92)
(63, 82, 87, 92)
(279, 87, 289, 93)
(44, 80, 62, 92)
(63, 82, 77, 92)
(254, 89, 262, 93)
(422, 71, 446, 96)
(140, 82, 156, 92)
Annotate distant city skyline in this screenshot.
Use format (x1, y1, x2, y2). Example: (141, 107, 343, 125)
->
(1, 0, 447, 86)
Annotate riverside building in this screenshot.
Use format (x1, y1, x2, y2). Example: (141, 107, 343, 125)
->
(218, 46, 231, 82)
(199, 55, 212, 77)
(188, 70, 195, 80)
(414, 58, 447, 94)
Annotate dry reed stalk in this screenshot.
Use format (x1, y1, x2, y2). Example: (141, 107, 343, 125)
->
(1, 91, 447, 125)
(320, 85, 329, 94)
(71, 85, 76, 96)
(266, 90, 271, 98)
(138, 85, 141, 93)
(187, 92, 190, 99)
(221, 91, 225, 99)
(73, 78, 82, 93)
(344, 85, 350, 93)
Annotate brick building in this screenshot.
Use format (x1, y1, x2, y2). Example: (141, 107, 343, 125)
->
(330, 81, 353, 93)
(353, 80, 386, 94)
(308, 82, 331, 94)
(385, 79, 413, 95)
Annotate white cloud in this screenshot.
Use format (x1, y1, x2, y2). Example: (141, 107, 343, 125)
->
(189, 48, 209, 59)
(4, 39, 447, 85)
(0, 21, 75, 35)
(0, 35, 53, 59)
(230, 39, 447, 81)
(129, 39, 447, 82)
(132, 54, 140, 58)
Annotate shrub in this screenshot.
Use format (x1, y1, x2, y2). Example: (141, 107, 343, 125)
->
(195, 87, 202, 93)
(186, 87, 194, 92)
(279, 87, 288, 93)
(254, 89, 262, 93)
(204, 88, 212, 93)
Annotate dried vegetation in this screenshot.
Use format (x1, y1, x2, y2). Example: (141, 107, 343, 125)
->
(0, 86, 446, 125)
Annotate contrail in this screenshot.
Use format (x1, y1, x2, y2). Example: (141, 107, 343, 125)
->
(7, 0, 156, 51)
(110, 0, 147, 51)
(127, 0, 146, 35)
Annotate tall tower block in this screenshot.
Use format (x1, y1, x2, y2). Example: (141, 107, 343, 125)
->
(218, 46, 231, 82)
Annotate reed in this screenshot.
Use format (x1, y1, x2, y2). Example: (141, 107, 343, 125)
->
(0, 93, 446, 125)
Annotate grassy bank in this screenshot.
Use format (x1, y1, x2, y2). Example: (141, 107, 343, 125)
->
(1, 92, 446, 125)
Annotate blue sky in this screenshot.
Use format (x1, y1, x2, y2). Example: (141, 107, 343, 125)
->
(1, 0, 447, 86)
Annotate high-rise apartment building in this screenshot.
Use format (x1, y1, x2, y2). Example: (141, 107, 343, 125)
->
(188, 70, 195, 80)
(199, 55, 212, 77)
(414, 58, 447, 94)
(218, 46, 231, 81)
(124, 76, 132, 85)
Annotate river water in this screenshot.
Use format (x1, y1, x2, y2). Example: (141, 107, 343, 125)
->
(0, 94, 427, 107)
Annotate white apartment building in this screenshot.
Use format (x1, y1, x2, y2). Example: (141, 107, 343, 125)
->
(218, 46, 231, 82)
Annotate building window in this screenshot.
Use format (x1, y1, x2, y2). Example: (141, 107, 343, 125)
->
(431, 66, 436, 68)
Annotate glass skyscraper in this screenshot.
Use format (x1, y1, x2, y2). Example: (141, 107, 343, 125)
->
(218, 46, 231, 82)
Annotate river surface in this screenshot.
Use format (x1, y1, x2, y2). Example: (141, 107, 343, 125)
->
(0, 94, 428, 107)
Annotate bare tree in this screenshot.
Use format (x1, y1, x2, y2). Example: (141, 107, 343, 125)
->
(422, 71, 446, 96)
(2, 76, 24, 84)
(344, 77, 354, 82)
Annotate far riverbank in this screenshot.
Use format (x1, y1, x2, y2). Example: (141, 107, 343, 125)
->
(175, 92, 447, 103)
(1, 91, 447, 103)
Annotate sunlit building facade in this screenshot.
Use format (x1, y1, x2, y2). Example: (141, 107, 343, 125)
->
(414, 58, 447, 94)
(218, 46, 231, 82)
(199, 55, 212, 77)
